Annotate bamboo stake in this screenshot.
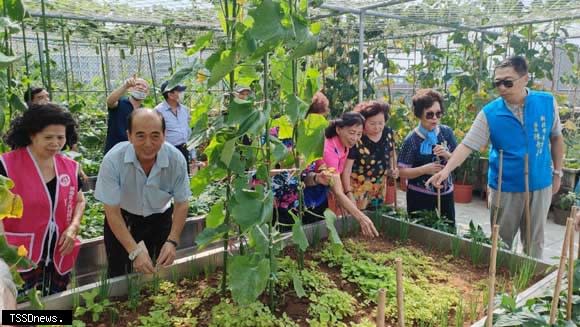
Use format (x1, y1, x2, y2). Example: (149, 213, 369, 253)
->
(377, 288, 386, 327)
(549, 217, 573, 324)
(492, 150, 504, 226)
(395, 257, 404, 327)
(486, 225, 500, 327)
(567, 214, 575, 320)
(573, 206, 580, 260)
(524, 154, 531, 255)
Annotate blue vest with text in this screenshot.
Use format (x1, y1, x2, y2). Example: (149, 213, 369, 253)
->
(483, 90, 554, 192)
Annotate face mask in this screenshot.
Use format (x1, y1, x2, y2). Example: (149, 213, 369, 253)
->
(130, 90, 147, 100)
(178, 92, 185, 103)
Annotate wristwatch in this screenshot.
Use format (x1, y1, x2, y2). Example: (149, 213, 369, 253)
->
(128, 245, 143, 261)
(553, 169, 563, 178)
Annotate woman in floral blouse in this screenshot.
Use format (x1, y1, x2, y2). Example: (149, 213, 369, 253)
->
(341, 101, 398, 210)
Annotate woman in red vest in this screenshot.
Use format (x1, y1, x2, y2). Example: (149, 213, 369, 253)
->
(1, 104, 85, 295)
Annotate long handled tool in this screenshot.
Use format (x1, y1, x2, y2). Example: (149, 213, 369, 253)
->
(567, 209, 575, 320)
(524, 154, 531, 255)
(492, 150, 504, 226)
(549, 217, 573, 324)
(486, 225, 500, 327)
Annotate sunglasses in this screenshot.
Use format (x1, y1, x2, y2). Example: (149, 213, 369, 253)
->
(425, 111, 443, 120)
(493, 75, 524, 88)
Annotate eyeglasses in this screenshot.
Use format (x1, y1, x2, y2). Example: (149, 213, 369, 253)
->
(425, 111, 443, 120)
(493, 75, 524, 88)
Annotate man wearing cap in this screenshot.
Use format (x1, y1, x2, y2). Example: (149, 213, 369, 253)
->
(154, 81, 191, 173)
(235, 86, 253, 100)
(105, 76, 150, 154)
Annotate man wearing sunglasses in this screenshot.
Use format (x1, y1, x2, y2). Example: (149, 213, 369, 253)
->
(427, 55, 564, 259)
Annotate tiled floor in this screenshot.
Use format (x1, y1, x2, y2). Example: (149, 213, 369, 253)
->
(394, 189, 568, 264)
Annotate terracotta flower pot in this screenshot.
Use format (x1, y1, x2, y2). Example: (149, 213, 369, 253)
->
(453, 183, 473, 204)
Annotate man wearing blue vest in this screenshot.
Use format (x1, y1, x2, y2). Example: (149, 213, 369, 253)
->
(427, 56, 564, 258)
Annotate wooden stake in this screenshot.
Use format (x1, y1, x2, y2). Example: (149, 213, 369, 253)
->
(549, 217, 573, 324)
(572, 206, 580, 260)
(395, 257, 405, 327)
(492, 150, 504, 226)
(377, 288, 386, 327)
(567, 215, 575, 320)
(486, 225, 500, 327)
(524, 154, 531, 255)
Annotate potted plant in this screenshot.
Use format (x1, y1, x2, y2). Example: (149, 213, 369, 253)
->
(453, 152, 477, 203)
(551, 191, 579, 225)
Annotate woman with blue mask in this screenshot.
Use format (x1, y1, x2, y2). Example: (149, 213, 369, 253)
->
(398, 89, 458, 225)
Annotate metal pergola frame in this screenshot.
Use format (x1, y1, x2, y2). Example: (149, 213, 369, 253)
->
(311, 0, 580, 101)
(17, 0, 580, 103)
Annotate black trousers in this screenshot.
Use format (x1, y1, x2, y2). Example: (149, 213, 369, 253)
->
(406, 188, 456, 224)
(174, 143, 191, 174)
(104, 207, 173, 278)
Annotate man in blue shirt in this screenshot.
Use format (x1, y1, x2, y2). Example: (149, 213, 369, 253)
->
(104, 76, 149, 154)
(154, 81, 191, 173)
(95, 109, 191, 277)
(428, 56, 564, 258)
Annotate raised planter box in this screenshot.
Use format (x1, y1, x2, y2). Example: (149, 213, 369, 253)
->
(74, 215, 206, 285)
(25, 213, 554, 323)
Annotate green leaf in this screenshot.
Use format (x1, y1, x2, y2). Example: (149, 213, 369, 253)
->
(310, 22, 321, 35)
(189, 166, 226, 196)
(269, 137, 288, 165)
(292, 274, 306, 298)
(186, 32, 213, 56)
(9, 93, 26, 112)
(285, 94, 309, 125)
(291, 216, 309, 251)
(1, 0, 26, 22)
(248, 225, 269, 253)
(165, 66, 194, 91)
(207, 49, 236, 87)
(220, 138, 237, 167)
(0, 53, 20, 68)
(248, 0, 288, 45)
(237, 108, 268, 137)
(324, 209, 342, 245)
(228, 255, 270, 305)
(296, 113, 328, 166)
(206, 201, 225, 228)
(27, 289, 44, 309)
(232, 187, 273, 231)
(195, 224, 229, 249)
(190, 167, 212, 196)
(493, 311, 547, 326)
(226, 98, 253, 125)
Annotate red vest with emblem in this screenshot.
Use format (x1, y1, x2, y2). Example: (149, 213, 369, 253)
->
(1, 148, 80, 275)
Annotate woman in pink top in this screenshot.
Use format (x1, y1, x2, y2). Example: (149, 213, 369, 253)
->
(302, 112, 379, 237)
